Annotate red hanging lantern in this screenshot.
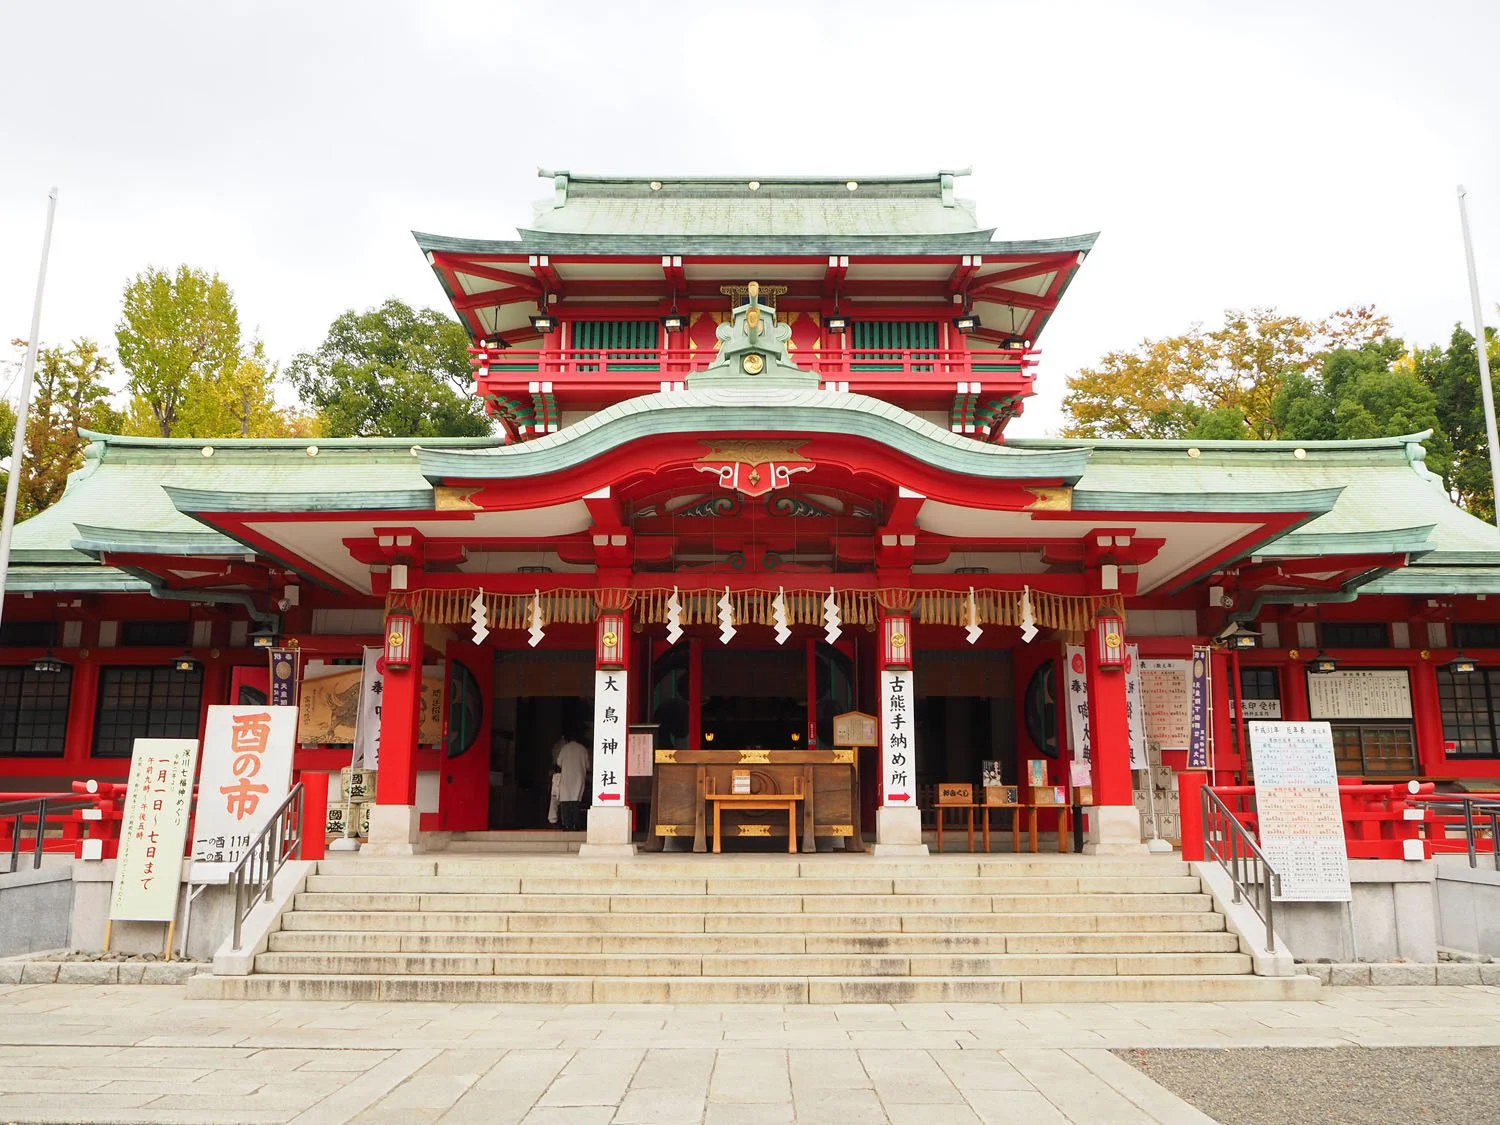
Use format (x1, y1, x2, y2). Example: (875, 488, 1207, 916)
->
(882, 612, 912, 670)
(383, 606, 414, 671)
(1094, 608, 1126, 670)
(596, 611, 626, 670)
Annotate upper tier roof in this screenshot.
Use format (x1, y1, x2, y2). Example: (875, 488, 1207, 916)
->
(524, 169, 987, 238)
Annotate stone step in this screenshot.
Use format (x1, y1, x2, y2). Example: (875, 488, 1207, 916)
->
(289, 890, 1215, 915)
(266, 929, 1243, 956)
(312, 857, 1192, 880)
(299, 873, 1203, 897)
(278, 909, 1227, 935)
(187, 972, 1319, 1004)
(252, 949, 1254, 978)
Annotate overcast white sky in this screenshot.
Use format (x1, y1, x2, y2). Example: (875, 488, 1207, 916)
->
(2, 0, 1498, 436)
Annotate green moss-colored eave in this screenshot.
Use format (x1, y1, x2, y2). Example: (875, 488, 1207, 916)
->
(1256, 526, 1437, 558)
(4, 564, 151, 593)
(414, 230, 1101, 259)
(165, 486, 436, 516)
(418, 388, 1093, 484)
(69, 525, 248, 557)
(1072, 486, 1344, 516)
(1363, 565, 1500, 596)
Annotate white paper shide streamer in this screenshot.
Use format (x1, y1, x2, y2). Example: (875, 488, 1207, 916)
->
(717, 586, 736, 645)
(823, 586, 842, 644)
(527, 589, 545, 648)
(665, 585, 683, 645)
(772, 586, 791, 645)
(965, 587, 982, 645)
(1019, 586, 1038, 644)
(469, 592, 489, 645)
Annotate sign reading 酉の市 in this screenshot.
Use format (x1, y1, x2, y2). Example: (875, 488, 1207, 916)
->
(1250, 721, 1352, 902)
(109, 738, 200, 922)
(191, 705, 298, 879)
(881, 670, 916, 806)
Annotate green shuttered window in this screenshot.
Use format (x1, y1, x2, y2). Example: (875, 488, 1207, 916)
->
(572, 321, 660, 371)
(850, 321, 938, 371)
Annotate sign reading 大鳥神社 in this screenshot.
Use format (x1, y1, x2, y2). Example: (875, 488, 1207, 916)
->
(593, 669, 628, 805)
(109, 738, 200, 923)
(190, 705, 297, 879)
(881, 670, 916, 806)
(1250, 721, 1352, 902)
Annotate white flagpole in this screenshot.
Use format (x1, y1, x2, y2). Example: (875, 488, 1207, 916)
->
(1458, 185, 1500, 529)
(0, 187, 60, 628)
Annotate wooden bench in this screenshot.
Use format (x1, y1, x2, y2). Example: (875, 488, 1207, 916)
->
(706, 779, 805, 854)
(933, 802, 1071, 854)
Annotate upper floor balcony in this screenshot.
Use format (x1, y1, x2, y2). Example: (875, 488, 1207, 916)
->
(471, 342, 1039, 444)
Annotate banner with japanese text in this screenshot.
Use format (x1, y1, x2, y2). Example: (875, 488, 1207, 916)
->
(1188, 647, 1210, 768)
(592, 669, 627, 805)
(191, 705, 298, 880)
(109, 738, 200, 922)
(268, 647, 300, 707)
(880, 670, 916, 805)
(1065, 644, 1148, 770)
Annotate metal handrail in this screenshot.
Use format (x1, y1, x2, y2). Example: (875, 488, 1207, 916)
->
(1, 795, 94, 874)
(1411, 795, 1500, 869)
(1201, 786, 1282, 954)
(227, 783, 305, 951)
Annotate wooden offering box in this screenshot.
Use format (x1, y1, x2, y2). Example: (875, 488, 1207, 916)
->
(646, 748, 863, 853)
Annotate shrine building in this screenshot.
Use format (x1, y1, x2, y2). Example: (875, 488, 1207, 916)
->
(6, 168, 1500, 858)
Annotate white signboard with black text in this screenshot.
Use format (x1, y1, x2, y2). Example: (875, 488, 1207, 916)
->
(191, 705, 298, 880)
(1065, 644, 1148, 770)
(1250, 721, 1352, 902)
(592, 669, 627, 806)
(1306, 669, 1412, 720)
(881, 670, 916, 805)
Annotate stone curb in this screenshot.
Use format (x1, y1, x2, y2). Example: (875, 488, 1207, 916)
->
(0, 958, 203, 986)
(1300, 962, 1500, 985)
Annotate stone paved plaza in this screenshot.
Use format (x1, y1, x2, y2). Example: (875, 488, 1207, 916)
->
(3, 983, 1500, 1122)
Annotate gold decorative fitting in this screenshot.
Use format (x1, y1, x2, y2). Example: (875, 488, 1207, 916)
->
(601, 631, 618, 647)
(434, 486, 481, 511)
(1187, 447, 1201, 458)
(1289, 648, 1301, 660)
(832, 748, 855, 763)
(1104, 632, 1122, 648)
(737, 824, 772, 836)
(738, 749, 771, 763)
(1420, 649, 1432, 660)
(890, 633, 906, 648)
(1025, 486, 1073, 512)
(655, 749, 678, 763)
(655, 824, 680, 836)
(741, 353, 765, 375)
(387, 631, 404, 648)
(829, 824, 854, 835)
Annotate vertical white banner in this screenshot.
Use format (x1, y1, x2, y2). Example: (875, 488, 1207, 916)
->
(1125, 645, 1149, 771)
(1064, 645, 1090, 761)
(110, 738, 200, 922)
(191, 705, 298, 879)
(592, 668, 627, 805)
(880, 669, 916, 806)
(354, 646, 383, 770)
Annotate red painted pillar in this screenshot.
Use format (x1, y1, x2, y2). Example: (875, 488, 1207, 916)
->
(1177, 770, 1207, 861)
(375, 612, 423, 808)
(299, 770, 328, 861)
(1282, 659, 1311, 722)
(1411, 658, 1447, 774)
(873, 607, 924, 855)
(1085, 636, 1132, 807)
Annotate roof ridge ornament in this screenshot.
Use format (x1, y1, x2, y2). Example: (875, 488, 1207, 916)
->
(688, 281, 819, 391)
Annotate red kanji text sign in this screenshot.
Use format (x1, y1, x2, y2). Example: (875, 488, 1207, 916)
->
(109, 738, 200, 922)
(192, 705, 298, 879)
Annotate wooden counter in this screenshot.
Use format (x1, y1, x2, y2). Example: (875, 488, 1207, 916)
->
(646, 748, 863, 853)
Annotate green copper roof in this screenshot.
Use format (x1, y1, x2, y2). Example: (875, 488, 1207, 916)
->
(3, 564, 151, 593)
(415, 229, 1099, 259)
(418, 386, 1094, 484)
(525, 169, 988, 238)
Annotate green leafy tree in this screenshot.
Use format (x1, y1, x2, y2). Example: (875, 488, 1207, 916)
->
(287, 300, 491, 437)
(176, 337, 291, 438)
(1, 339, 123, 518)
(1062, 306, 1390, 439)
(1416, 324, 1499, 522)
(116, 265, 241, 437)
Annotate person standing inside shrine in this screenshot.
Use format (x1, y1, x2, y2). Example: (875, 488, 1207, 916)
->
(555, 731, 590, 831)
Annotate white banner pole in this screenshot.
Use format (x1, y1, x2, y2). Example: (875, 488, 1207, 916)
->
(0, 187, 60, 626)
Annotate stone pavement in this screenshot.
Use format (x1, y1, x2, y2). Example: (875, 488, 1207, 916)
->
(4, 982, 1500, 1123)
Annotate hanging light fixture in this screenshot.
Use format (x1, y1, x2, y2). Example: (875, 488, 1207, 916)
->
(174, 606, 201, 674)
(1309, 651, 1340, 675)
(529, 312, 557, 333)
(1448, 650, 1479, 675)
(1094, 608, 1126, 670)
(660, 309, 687, 332)
(951, 311, 980, 335)
(32, 603, 68, 673)
(1214, 620, 1261, 650)
(383, 605, 415, 671)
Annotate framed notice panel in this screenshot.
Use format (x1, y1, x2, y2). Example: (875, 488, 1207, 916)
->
(1250, 721, 1352, 902)
(1306, 669, 1412, 720)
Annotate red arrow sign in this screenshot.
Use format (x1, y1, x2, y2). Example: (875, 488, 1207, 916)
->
(887, 793, 911, 803)
(598, 792, 622, 802)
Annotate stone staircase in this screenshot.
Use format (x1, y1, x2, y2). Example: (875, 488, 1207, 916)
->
(187, 854, 1319, 1003)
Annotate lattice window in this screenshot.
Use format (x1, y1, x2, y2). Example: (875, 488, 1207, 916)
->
(1438, 666, 1500, 758)
(1320, 622, 1390, 648)
(0, 666, 73, 756)
(93, 666, 203, 757)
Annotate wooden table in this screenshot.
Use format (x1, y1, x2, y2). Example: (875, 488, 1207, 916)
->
(934, 803, 1071, 853)
(708, 790, 804, 854)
